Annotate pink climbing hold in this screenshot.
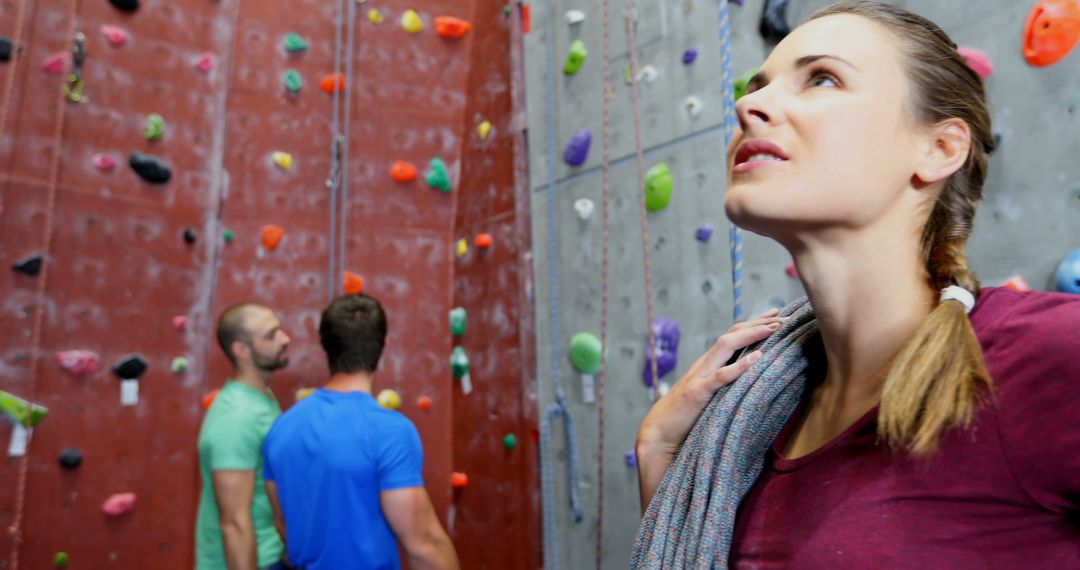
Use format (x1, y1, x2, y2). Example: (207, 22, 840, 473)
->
(101, 25, 129, 47)
(102, 493, 136, 516)
(42, 52, 68, 74)
(57, 350, 100, 375)
(784, 261, 800, 280)
(957, 46, 993, 79)
(92, 154, 117, 171)
(194, 52, 216, 73)
(172, 315, 188, 331)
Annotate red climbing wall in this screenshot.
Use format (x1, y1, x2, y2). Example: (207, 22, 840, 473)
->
(0, 0, 537, 567)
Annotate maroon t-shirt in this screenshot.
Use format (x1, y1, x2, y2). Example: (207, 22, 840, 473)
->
(731, 287, 1080, 568)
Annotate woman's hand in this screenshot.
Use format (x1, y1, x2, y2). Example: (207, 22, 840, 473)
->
(636, 309, 786, 512)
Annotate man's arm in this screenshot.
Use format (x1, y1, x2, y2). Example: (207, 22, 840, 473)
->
(264, 480, 287, 556)
(381, 487, 459, 570)
(213, 469, 258, 570)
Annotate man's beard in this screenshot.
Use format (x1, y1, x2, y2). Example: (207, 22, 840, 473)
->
(253, 350, 289, 372)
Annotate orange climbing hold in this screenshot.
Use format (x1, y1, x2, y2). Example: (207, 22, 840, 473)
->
(435, 16, 472, 39)
(390, 160, 418, 182)
(450, 472, 469, 488)
(343, 271, 365, 295)
(1023, 0, 1080, 67)
(475, 233, 492, 249)
(320, 72, 345, 93)
(417, 395, 433, 411)
(202, 389, 219, 410)
(261, 225, 285, 250)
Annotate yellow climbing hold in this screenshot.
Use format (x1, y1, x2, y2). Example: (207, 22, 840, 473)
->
(377, 389, 402, 410)
(402, 9, 423, 33)
(271, 151, 293, 171)
(295, 387, 315, 402)
(368, 9, 384, 24)
(456, 238, 468, 257)
(476, 120, 492, 140)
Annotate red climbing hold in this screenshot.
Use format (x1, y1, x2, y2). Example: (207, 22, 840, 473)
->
(390, 160, 418, 182)
(101, 25, 129, 47)
(417, 395, 433, 411)
(1001, 275, 1031, 292)
(57, 350, 100, 375)
(521, 3, 532, 34)
(435, 16, 472, 39)
(957, 46, 993, 79)
(450, 472, 469, 488)
(42, 52, 67, 74)
(202, 389, 220, 411)
(172, 315, 188, 331)
(101, 493, 136, 517)
(320, 72, 345, 93)
(92, 154, 116, 172)
(784, 261, 800, 280)
(343, 272, 365, 295)
(194, 52, 216, 73)
(1023, 0, 1080, 67)
(475, 233, 492, 249)
(261, 225, 284, 250)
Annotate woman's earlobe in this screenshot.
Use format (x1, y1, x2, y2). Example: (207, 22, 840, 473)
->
(915, 119, 971, 183)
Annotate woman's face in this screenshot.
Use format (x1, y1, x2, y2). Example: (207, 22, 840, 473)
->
(725, 14, 924, 242)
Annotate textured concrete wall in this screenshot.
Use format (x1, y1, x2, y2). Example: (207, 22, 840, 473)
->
(523, 0, 1080, 567)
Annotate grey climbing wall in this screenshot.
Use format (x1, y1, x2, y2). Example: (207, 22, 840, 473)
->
(523, 0, 1080, 568)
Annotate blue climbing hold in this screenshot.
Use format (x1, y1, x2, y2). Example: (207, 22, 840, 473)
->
(563, 129, 592, 167)
(1054, 248, 1080, 294)
(682, 47, 698, 65)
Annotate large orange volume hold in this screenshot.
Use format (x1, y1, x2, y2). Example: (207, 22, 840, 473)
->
(1023, 0, 1080, 67)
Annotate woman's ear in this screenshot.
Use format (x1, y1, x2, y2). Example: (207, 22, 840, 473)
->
(913, 118, 971, 186)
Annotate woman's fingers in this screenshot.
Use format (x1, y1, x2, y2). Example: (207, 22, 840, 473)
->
(699, 322, 781, 371)
(709, 349, 762, 390)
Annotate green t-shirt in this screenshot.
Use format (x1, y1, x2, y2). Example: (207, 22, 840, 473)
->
(195, 380, 283, 569)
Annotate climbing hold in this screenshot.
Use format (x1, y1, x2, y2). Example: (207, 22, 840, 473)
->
(54, 552, 69, 568)
(42, 52, 67, 74)
(377, 389, 402, 410)
(999, 275, 1031, 292)
(435, 16, 472, 39)
(112, 354, 148, 380)
(1054, 248, 1080, 294)
(101, 492, 136, 517)
(476, 120, 493, 140)
(565, 9, 585, 25)
(92, 153, 116, 171)
(144, 113, 165, 141)
(58, 448, 83, 470)
(682, 47, 698, 65)
(638, 65, 659, 83)
(644, 163, 673, 212)
(521, 3, 532, 33)
(695, 224, 713, 242)
(390, 160, 417, 182)
(0, 390, 48, 427)
(12, 253, 43, 276)
(759, 0, 792, 43)
(475, 233, 492, 249)
(170, 356, 189, 374)
(503, 5, 512, 18)
(643, 316, 680, 387)
(271, 151, 294, 171)
(503, 433, 517, 451)
(402, 9, 424, 33)
(320, 72, 345, 93)
(108, 0, 139, 13)
(101, 25, 129, 47)
(734, 67, 757, 101)
(450, 347, 470, 379)
(449, 307, 467, 337)
(417, 395, 433, 411)
(261, 224, 285, 250)
(195, 52, 216, 73)
(568, 332, 602, 374)
(563, 39, 587, 75)
(368, 9, 384, 23)
(172, 315, 188, 331)
(295, 387, 314, 402)
(1023, 0, 1080, 67)
(425, 157, 451, 191)
(202, 389, 220, 410)
(282, 32, 309, 53)
(343, 272, 365, 294)
(455, 238, 468, 257)
(0, 35, 13, 62)
(685, 95, 704, 118)
(129, 152, 172, 184)
(183, 228, 197, 244)
(784, 261, 800, 280)
(222, 228, 235, 243)
(283, 69, 303, 93)
(57, 350, 100, 375)
(563, 129, 592, 167)
(957, 46, 993, 79)
(450, 472, 469, 488)
(625, 450, 637, 467)
(574, 198, 594, 220)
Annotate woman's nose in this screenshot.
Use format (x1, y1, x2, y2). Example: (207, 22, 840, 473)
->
(736, 91, 773, 132)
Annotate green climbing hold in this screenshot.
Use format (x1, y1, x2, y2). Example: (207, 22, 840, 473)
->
(568, 332, 603, 374)
(449, 307, 467, 337)
(54, 552, 69, 568)
(283, 70, 303, 93)
(223, 228, 235, 243)
(450, 346, 469, 380)
(283, 32, 308, 53)
(426, 157, 451, 192)
(503, 433, 517, 451)
(644, 163, 673, 212)
(564, 39, 587, 75)
(171, 356, 189, 374)
(144, 114, 165, 141)
(734, 67, 757, 101)
(0, 390, 48, 428)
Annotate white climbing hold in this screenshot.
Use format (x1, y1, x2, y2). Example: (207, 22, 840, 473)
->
(685, 95, 704, 117)
(574, 198, 594, 220)
(565, 10, 586, 25)
(637, 65, 659, 83)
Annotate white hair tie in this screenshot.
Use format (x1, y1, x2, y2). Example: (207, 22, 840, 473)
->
(940, 285, 975, 314)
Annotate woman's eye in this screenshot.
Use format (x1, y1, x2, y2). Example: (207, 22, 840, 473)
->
(809, 73, 838, 88)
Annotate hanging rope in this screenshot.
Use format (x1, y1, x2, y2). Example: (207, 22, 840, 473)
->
(0, 0, 30, 147)
(338, 0, 356, 290)
(595, 0, 613, 564)
(539, 0, 585, 567)
(325, 0, 345, 302)
(718, 0, 744, 322)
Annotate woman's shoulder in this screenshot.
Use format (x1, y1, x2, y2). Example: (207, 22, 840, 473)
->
(972, 286, 1080, 363)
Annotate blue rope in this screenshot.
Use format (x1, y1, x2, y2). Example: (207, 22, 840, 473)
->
(538, 0, 584, 567)
(718, 0, 744, 322)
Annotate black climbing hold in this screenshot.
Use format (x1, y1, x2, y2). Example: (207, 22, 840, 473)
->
(990, 131, 1002, 154)
(129, 152, 172, 184)
(12, 253, 43, 276)
(0, 35, 13, 62)
(182, 228, 197, 244)
(58, 448, 83, 470)
(108, 0, 140, 13)
(112, 354, 148, 380)
(759, 0, 792, 43)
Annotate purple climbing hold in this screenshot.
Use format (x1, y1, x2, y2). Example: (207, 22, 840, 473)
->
(695, 224, 714, 242)
(682, 47, 698, 65)
(643, 316, 680, 387)
(129, 152, 172, 184)
(563, 129, 592, 167)
(12, 253, 43, 276)
(729, 0, 745, 4)
(624, 450, 638, 467)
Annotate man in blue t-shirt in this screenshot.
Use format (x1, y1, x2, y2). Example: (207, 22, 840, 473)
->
(262, 294, 458, 570)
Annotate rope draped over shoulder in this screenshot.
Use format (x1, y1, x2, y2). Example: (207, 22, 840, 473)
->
(631, 296, 821, 568)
